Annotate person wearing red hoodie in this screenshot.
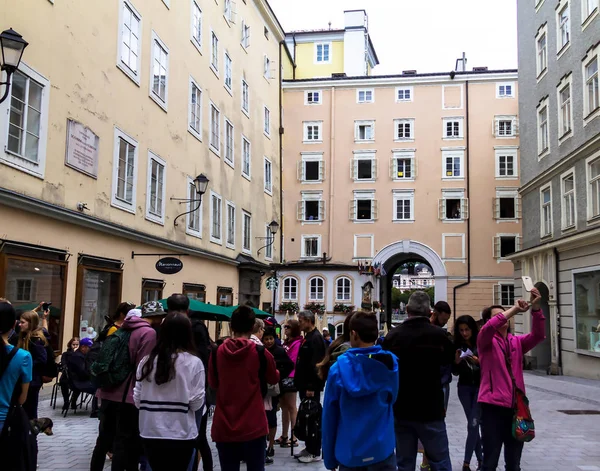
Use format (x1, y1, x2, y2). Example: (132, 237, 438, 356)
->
(477, 288, 544, 471)
(209, 305, 279, 471)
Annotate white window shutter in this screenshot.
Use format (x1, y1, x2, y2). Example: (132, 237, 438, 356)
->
(351, 160, 356, 180)
(516, 197, 522, 219)
(297, 201, 304, 221)
(514, 118, 520, 136)
(319, 200, 325, 221)
(389, 158, 395, 179)
(493, 197, 500, 219)
(516, 235, 521, 251)
(413, 157, 418, 177)
(349, 200, 356, 220)
(493, 236, 500, 258)
(247, 25, 251, 45)
(493, 119, 498, 137)
(438, 199, 445, 220)
(241, 20, 245, 41)
(230, 1, 237, 23)
(297, 161, 304, 181)
(319, 161, 325, 180)
(461, 198, 469, 220)
(372, 200, 379, 220)
(493, 284, 501, 304)
(372, 159, 378, 179)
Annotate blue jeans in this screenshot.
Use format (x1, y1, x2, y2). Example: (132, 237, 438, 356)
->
(339, 453, 396, 471)
(216, 436, 266, 471)
(457, 385, 483, 465)
(395, 419, 452, 471)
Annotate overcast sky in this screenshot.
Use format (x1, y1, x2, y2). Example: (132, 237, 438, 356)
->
(269, 0, 518, 75)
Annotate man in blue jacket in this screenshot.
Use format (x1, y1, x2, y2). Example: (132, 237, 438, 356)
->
(322, 311, 399, 471)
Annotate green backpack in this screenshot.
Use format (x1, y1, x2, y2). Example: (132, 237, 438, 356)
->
(90, 328, 133, 389)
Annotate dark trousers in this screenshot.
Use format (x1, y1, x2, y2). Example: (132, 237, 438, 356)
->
(339, 453, 396, 471)
(216, 436, 266, 471)
(188, 410, 213, 471)
(299, 390, 321, 456)
(394, 418, 452, 471)
(457, 385, 483, 464)
(90, 399, 119, 471)
(23, 385, 41, 420)
(111, 402, 143, 471)
(481, 403, 524, 471)
(143, 438, 196, 471)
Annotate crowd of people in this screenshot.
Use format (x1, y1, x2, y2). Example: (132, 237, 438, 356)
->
(0, 286, 546, 471)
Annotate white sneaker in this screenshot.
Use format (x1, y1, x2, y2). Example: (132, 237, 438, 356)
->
(298, 454, 322, 464)
(294, 448, 309, 459)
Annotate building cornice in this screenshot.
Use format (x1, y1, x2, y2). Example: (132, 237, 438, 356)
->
(507, 226, 600, 260)
(0, 188, 240, 266)
(258, 0, 286, 41)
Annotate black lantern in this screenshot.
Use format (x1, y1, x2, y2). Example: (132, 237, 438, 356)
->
(193, 173, 209, 195)
(268, 220, 279, 236)
(0, 28, 28, 105)
(172, 174, 210, 227)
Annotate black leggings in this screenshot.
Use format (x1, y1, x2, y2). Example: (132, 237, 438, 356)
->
(143, 438, 196, 471)
(192, 410, 213, 471)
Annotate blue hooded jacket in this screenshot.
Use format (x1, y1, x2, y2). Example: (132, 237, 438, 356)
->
(322, 345, 399, 470)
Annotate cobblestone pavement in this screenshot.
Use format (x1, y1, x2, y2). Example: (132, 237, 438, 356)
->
(38, 372, 600, 471)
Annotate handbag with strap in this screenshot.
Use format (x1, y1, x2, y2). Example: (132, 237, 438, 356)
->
(503, 339, 535, 443)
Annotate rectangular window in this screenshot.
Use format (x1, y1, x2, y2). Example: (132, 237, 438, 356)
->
(442, 150, 464, 179)
(352, 156, 376, 182)
(439, 190, 468, 221)
(303, 121, 322, 142)
(146, 152, 165, 223)
(573, 268, 600, 354)
(112, 128, 138, 212)
(538, 101, 549, 156)
(443, 118, 463, 138)
(265, 225, 274, 259)
(264, 107, 270, 136)
(315, 42, 331, 63)
(562, 172, 576, 229)
(119, 0, 142, 82)
(210, 192, 222, 243)
(558, 3, 570, 51)
(306, 91, 322, 104)
(264, 158, 272, 193)
(183, 283, 206, 303)
(264, 55, 272, 79)
(355, 121, 375, 141)
(225, 120, 234, 165)
(187, 179, 202, 236)
(226, 202, 235, 248)
(298, 192, 324, 222)
(497, 284, 515, 306)
(282, 277, 298, 300)
(494, 193, 520, 220)
(494, 116, 518, 137)
(391, 152, 415, 181)
(241, 20, 250, 48)
(559, 82, 572, 137)
(189, 78, 202, 139)
(357, 89, 374, 103)
(211, 32, 219, 71)
(241, 79, 249, 113)
(224, 52, 232, 90)
(583, 0, 599, 21)
(393, 190, 414, 222)
(302, 236, 320, 258)
(536, 28, 547, 77)
(224, 0, 234, 22)
(396, 87, 413, 102)
(351, 191, 377, 222)
(242, 211, 251, 253)
(494, 235, 520, 259)
(298, 154, 324, 182)
(497, 83, 514, 98)
(150, 32, 169, 107)
(541, 185, 552, 237)
(242, 137, 251, 178)
(210, 104, 220, 154)
(496, 150, 518, 178)
(585, 57, 599, 117)
(395, 119, 414, 140)
(191, 0, 202, 50)
(588, 156, 600, 220)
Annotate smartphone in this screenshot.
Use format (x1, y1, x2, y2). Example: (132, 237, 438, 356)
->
(42, 302, 52, 311)
(521, 276, 534, 292)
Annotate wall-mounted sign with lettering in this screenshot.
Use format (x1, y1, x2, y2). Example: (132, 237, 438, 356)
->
(65, 119, 100, 178)
(156, 257, 184, 275)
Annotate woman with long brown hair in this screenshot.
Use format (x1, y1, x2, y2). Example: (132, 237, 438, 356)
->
(17, 310, 49, 420)
(317, 313, 353, 381)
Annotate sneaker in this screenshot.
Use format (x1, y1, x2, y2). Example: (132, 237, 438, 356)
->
(420, 465, 431, 471)
(267, 446, 275, 457)
(298, 454, 322, 464)
(294, 448, 309, 459)
(265, 456, 274, 465)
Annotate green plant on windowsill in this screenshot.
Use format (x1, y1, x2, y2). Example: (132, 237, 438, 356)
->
(278, 302, 299, 313)
(333, 303, 355, 313)
(304, 302, 326, 315)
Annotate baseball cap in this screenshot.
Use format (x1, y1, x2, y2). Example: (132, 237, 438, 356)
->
(141, 301, 167, 318)
(80, 338, 93, 347)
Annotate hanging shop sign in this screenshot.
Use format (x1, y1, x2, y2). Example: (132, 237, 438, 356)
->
(156, 257, 184, 275)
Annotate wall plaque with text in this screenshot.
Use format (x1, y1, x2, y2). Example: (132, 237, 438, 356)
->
(65, 119, 99, 178)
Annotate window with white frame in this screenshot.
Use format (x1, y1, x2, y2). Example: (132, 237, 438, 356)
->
(241, 20, 250, 48)
(265, 224, 274, 259)
(583, 0, 599, 23)
(439, 189, 468, 221)
(298, 192, 325, 222)
(146, 152, 165, 224)
(150, 32, 169, 108)
(393, 189, 414, 222)
(558, 78, 572, 138)
(395, 119, 414, 141)
(191, 0, 202, 50)
(224, 0, 235, 23)
(561, 171, 576, 230)
(112, 128, 138, 212)
(264, 106, 270, 136)
(497, 82, 515, 98)
(302, 236, 321, 258)
(494, 116, 518, 137)
(391, 151, 416, 181)
(351, 190, 378, 222)
(357, 89, 374, 103)
(537, 99, 550, 156)
(573, 267, 600, 354)
(242, 137, 251, 178)
(241, 79, 249, 114)
(557, 2, 570, 52)
(264, 157, 272, 194)
(355, 120, 375, 142)
(242, 211, 251, 253)
(118, 0, 142, 83)
(15, 279, 33, 302)
(264, 26, 270, 40)
(587, 155, 600, 220)
(303, 121, 322, 142)
(396, 87, 413, 102)
(352, 153, 377, 182)
(495, 149, 518, 178)
(264, 55, 272, 79)
(4, 66, 49, 176)
(210, 103, 220, 154)
(282, 277, 298, 300)
(211, 31, 219, 72)
(226, 201, 235, 248)
(308, 276, 325, 300)
(224, 52, 232, 90)
(541, 185, 553, 237)
(442, 150, 464, 179)
(443, 118, 463, 139)
(298, 153, 324, 182)
(305, 90, 322, 105)
(494, 284, 515, 306)
(188, 78, 202, 139)
(186, 178, 202, 236)
(584, 52, 599, 119)
(210, 192, 222, 243)
(494, 235, 520, 259)
(336, 277, 351, 301)
(536, 25, 548, 78)
(315, 42, 331, 63)
(494, 189, 521, 220)
(225, 119, 234, 165)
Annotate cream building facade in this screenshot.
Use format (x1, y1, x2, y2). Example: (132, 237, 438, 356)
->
(275, 11, 522, 332)
(0, 0, 284, 348)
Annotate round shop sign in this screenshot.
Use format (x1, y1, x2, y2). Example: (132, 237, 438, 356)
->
(156, 257, 184, 275)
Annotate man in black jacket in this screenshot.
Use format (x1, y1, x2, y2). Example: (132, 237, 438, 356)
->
(65, 337, 98, 416)
(294, 310, 327, 463)
(383, 291, 455, 471)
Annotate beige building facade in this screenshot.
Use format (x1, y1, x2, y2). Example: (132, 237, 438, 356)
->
(0, 0, 284, 348)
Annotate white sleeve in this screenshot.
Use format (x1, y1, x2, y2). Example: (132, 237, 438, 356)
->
(133, 356, 148, 409)
(189, 358, 205, 413)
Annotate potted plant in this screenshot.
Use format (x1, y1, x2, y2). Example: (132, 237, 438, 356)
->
(278, 302, 299, 313)
(334, 303, 355, 314)
(304, 302, 326, 316)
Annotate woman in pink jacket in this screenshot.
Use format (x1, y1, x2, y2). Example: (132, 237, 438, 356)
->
(477, 288, 544, 471)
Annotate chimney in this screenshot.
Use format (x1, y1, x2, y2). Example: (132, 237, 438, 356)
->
(455, 52, 467, 72)
(344, 10, 368, 30)
(343, 10, 369, 77)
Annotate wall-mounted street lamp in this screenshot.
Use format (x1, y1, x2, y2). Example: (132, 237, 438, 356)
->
(0, 28, 28, 105)
(171, 173, 209, 227)
(257, 220, 280, 257)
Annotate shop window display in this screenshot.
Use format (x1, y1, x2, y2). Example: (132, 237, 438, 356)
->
(574, 268, 600, 353)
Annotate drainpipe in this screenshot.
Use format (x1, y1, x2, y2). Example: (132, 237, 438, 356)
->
(328, 87, 335, 258)
(452, 79, 471, 323)
(292, 34, 297, 80)
(278, 41, 284, 264)
(553, 247, 563, 373)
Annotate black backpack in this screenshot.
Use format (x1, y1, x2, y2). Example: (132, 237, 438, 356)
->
(294, 398, 322, 443)
(211, 343, 267, 398)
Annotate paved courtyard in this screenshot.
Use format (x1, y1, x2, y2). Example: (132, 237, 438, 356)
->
(37, 372, 600, 471)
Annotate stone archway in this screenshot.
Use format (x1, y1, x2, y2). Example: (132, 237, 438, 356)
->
(372, 240, 448, 326)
